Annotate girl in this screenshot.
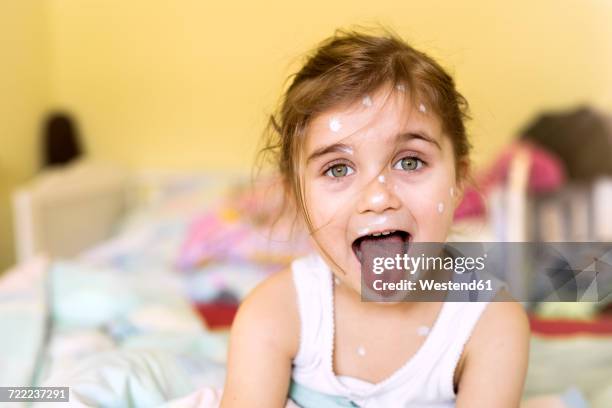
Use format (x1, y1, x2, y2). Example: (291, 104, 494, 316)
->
(221, 29, 530, 407)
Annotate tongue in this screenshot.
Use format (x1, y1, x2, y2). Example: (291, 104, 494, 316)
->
(360, 233, 408, 298)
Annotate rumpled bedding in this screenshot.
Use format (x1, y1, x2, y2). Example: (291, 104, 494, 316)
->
(525, 336, 612, 407)
(0, 257, 229, 407)
(80, 173, 309, 303)
(1, 173, 612, 407)
(0, 173, 301, 407)
(0, 257, 49, 392)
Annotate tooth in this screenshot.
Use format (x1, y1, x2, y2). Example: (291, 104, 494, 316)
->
(372, 232, 381, 237)
(381, 231, 391, 235)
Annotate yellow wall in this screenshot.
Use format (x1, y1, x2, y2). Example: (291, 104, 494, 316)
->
(0, 2, 49, 269)
(46, 0, 612, 171)
(1, 0, 612, 268)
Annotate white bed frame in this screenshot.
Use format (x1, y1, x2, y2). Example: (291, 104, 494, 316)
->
(11, 161, 130, 263)
(10, 160, 212, 263)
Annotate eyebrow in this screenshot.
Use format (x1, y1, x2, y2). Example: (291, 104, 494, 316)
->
(397, 131, 441, 150)
(306, 143, 354, 164)
(306, 131, 441, 164)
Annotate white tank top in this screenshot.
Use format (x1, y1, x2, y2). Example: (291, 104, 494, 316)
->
(290, 253, 490, 408)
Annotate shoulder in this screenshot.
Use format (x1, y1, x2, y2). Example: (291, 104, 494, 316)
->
(222, 268, 299, 407)
(230, 267, 300, 358)
(455, 300, 530, 404)
(461, 300, 530, 365)
(471, 300, 530, 350)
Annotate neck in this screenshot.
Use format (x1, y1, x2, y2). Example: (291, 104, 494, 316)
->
(334, 277, 426, 318)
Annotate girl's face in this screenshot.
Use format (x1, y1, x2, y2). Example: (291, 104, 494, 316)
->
(302, 86, 464, 294)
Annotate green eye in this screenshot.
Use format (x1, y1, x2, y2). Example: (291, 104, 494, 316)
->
(325, 164, 354, 178)
(396, 157, 423, 171)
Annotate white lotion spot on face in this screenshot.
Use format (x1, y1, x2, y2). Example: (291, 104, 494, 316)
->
(450, 187, 455, 197)
(334, 277, 340, 285)
(370, 193, 385, 205)
(329, 116, 342, 132)
(419, 103, 427, 113)
(437, 202, 445, 213)
(396, 84, 406, 92)
(357, 227, 370, 236)
(371, 215, 388, 226)
(378, 175, 385, 183)
(362, 95, 373, 107)
(417, 326, 430, 336)
(357, 346, 366, 356)
(336, 145, 353, 156)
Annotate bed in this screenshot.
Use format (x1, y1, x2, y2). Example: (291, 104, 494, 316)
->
(2, 160, 310, 406)
(2, 159, 612, 407)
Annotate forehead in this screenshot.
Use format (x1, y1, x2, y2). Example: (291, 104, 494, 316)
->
(305, 87, 444, 153)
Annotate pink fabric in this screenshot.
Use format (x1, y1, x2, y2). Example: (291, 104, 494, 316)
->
(479, 141, 566, 194)
(453, 188, 486, 220)
(176, 207, 311, 270)
(454, 141, 566, 220)
(177, 174, 313, 270)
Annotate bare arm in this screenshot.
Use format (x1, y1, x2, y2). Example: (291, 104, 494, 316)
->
(220, 269, 299, 408)
(455, 301, 531, 408)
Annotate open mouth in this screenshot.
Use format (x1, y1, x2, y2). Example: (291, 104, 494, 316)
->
(352, 230, 412, 265)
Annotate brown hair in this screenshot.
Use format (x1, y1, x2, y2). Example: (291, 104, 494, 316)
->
(257, 27, 471, 242)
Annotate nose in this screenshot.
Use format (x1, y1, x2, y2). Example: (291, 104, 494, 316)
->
(356, 176, 401, 214)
